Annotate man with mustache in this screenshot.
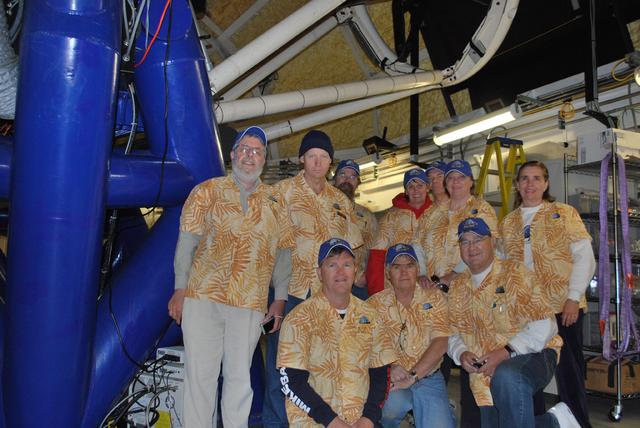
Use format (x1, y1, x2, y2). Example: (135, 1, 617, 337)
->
(333, 159, 378, 300)
(167, 126, 295, 427)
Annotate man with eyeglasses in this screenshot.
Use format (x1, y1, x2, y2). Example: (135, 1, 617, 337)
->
(167, 126, 296, 427)
(263, 130, 363, 428)
(278, 238, 395, 428)
(447, 217, 581, 428)
(333, 159, 378, 300)
(368, 243, 454, 428)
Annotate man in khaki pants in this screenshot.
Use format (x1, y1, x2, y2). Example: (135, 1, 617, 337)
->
(167, 126, 295, 427)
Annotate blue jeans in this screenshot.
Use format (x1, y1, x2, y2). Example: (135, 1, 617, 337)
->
(479, 349, 560, 428)
(381, 370, 455, 428)
(262, 290, 305, 428)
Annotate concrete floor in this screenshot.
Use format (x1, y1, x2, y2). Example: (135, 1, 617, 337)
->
(443, 369, 640, 428)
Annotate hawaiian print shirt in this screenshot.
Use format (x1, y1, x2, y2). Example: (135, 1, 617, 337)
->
(180, 176, 295, 312)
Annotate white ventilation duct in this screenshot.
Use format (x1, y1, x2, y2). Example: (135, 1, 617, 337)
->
(216, 70, 442, 123)
(262, 85, 437, 140)
(0, 7, 18, 119)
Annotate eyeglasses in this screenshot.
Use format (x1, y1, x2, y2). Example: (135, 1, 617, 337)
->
(459, 236, 489, 247)
(337, 171, 358, 180)
(236, 144, 265, 157)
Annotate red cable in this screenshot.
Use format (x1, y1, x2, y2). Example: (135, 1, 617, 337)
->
(134, 0, 172, 68)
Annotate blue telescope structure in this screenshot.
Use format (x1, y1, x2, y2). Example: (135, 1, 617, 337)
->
(1, 1, 225, 426)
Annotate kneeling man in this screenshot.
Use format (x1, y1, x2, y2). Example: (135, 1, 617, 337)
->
(368, 243, 455, 428)
(448, 217, 580, 428)
(278, 238, 396, 427)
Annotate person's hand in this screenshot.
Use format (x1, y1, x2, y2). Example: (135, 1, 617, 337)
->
(168, 289, 186, 325)
(561, 299, 580, 327)
(327, 416, 351, 428)
(352, 416, 374, 428)
(460, 351, 482, 374)
(478, 347, 510, 378)
(440, 272, 457, 285)
(390, 364, 411, 383)
(265, 299, 286, 332)
(418, 275, 436, 289)
(390, 376, 414, 391)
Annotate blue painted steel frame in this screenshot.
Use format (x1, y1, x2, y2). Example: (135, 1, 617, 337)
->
(1, 0, 226, 426)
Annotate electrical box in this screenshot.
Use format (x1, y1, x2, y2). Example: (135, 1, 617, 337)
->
(577, 128, 640, 165)
(156, 346, 186, 364)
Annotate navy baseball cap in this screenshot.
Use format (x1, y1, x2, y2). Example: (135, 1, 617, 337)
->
(318, 238, 355, 266)
(458, 217, 492, 239)
(425, 160, 447, 175)
(385, 243, 418, 265)
(403, 168, 430, 188)
(446, 159, 472, 178)
(234, 126, 267, 147)
(335, 159, 360, 176)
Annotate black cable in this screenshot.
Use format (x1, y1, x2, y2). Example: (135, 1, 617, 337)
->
(140, 0, 173, 218)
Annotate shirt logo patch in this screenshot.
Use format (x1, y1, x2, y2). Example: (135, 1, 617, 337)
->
(358, 316, 371, 324)
(423, 303, 433, 310)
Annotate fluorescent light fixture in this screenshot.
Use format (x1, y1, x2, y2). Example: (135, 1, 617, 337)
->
(433, 104, 522, 146)
(358, 153, 383, 170)
(360, 161, 377, 169)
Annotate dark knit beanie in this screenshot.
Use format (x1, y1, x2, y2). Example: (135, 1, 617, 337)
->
(298, 130, 334, 160)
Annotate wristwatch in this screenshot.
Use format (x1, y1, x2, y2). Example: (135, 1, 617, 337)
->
(504, 344, 517, 358)
(410, 369, 419, 383)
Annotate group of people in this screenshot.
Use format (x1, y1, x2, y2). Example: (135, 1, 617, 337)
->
(167, 125, 596, 428)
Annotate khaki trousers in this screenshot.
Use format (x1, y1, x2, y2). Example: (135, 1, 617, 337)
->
(182, 297, 263, 428)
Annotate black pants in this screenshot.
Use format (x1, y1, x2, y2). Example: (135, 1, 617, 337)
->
(533, 309, 591, 427)
(460, 367, 481, 428)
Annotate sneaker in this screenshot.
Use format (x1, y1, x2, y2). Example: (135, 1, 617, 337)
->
(548, 402, 580, 428)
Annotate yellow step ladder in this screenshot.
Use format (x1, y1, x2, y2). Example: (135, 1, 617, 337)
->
(475, 137, 526, 220)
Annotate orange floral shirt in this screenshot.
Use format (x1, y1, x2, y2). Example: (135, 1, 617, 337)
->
(368, 286, 449, 370)
(274, 171, 363, 299)
(415, 196, 498, 278)
(180, 176, 295, 312)
(278, 292, 396, 426)
(448, 259, 563, 406)
(373, 206, 419, 251)
(500, 202, 591, 312)
(353, 202, 379, 275)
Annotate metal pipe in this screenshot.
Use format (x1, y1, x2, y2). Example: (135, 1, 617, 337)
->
(209, 0, 346, 93)
(221, 16, 339, 101)
(4, 1, 121, 426)
(264, 85, 438, 140)
(217, 71, 441, 123)
(81, 0, 225, 424)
